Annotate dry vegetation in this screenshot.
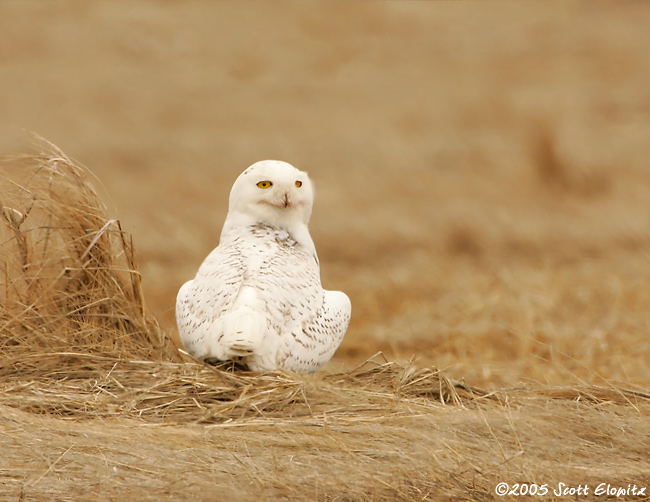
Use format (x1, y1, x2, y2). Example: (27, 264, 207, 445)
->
(2, 1, 650, 501)
(0, 145, 177, 362)
(1, 127, 648, 502)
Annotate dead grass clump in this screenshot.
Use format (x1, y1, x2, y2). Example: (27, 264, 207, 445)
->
(328, 354, 487, 405)
(0, 351, 480, 424)
(0, 141, 179, 361)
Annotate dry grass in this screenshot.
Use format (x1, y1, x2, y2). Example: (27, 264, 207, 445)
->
(0, 143, 178, 362)
(1, 145, 649, 501)
(2, 2, 650, 500)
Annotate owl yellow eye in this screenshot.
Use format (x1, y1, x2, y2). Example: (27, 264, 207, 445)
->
(295, 180, 303, 188)
(256, 180, 272, 189)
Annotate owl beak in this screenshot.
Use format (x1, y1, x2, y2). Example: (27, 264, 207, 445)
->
(282, 193, 292, 208)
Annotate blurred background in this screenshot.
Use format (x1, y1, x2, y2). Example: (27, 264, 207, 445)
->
(1, 1, 649, 387)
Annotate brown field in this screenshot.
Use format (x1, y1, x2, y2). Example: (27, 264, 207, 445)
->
(1, 1, 650, 500)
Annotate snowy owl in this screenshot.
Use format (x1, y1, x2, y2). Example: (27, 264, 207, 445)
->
(176, 160, 351, 373)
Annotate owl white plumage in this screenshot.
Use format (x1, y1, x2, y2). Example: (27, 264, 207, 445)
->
(176, 160, 351, 373)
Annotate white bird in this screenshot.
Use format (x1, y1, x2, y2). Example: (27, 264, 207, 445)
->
(176, 160, 351, 373)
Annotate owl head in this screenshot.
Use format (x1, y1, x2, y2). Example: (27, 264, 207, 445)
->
(227, 160, 314, 229)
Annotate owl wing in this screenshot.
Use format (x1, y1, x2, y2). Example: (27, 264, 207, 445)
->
(251, 239, 351, 373)
(304, 289, 351, 367)
(274, 288, 351, 373)
(175, 239, 246, 360)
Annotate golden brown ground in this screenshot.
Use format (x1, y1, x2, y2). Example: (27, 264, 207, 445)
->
(1, 1, 649, 500)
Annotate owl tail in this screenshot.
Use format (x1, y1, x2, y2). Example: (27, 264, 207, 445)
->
(219, 286, 267, 358)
